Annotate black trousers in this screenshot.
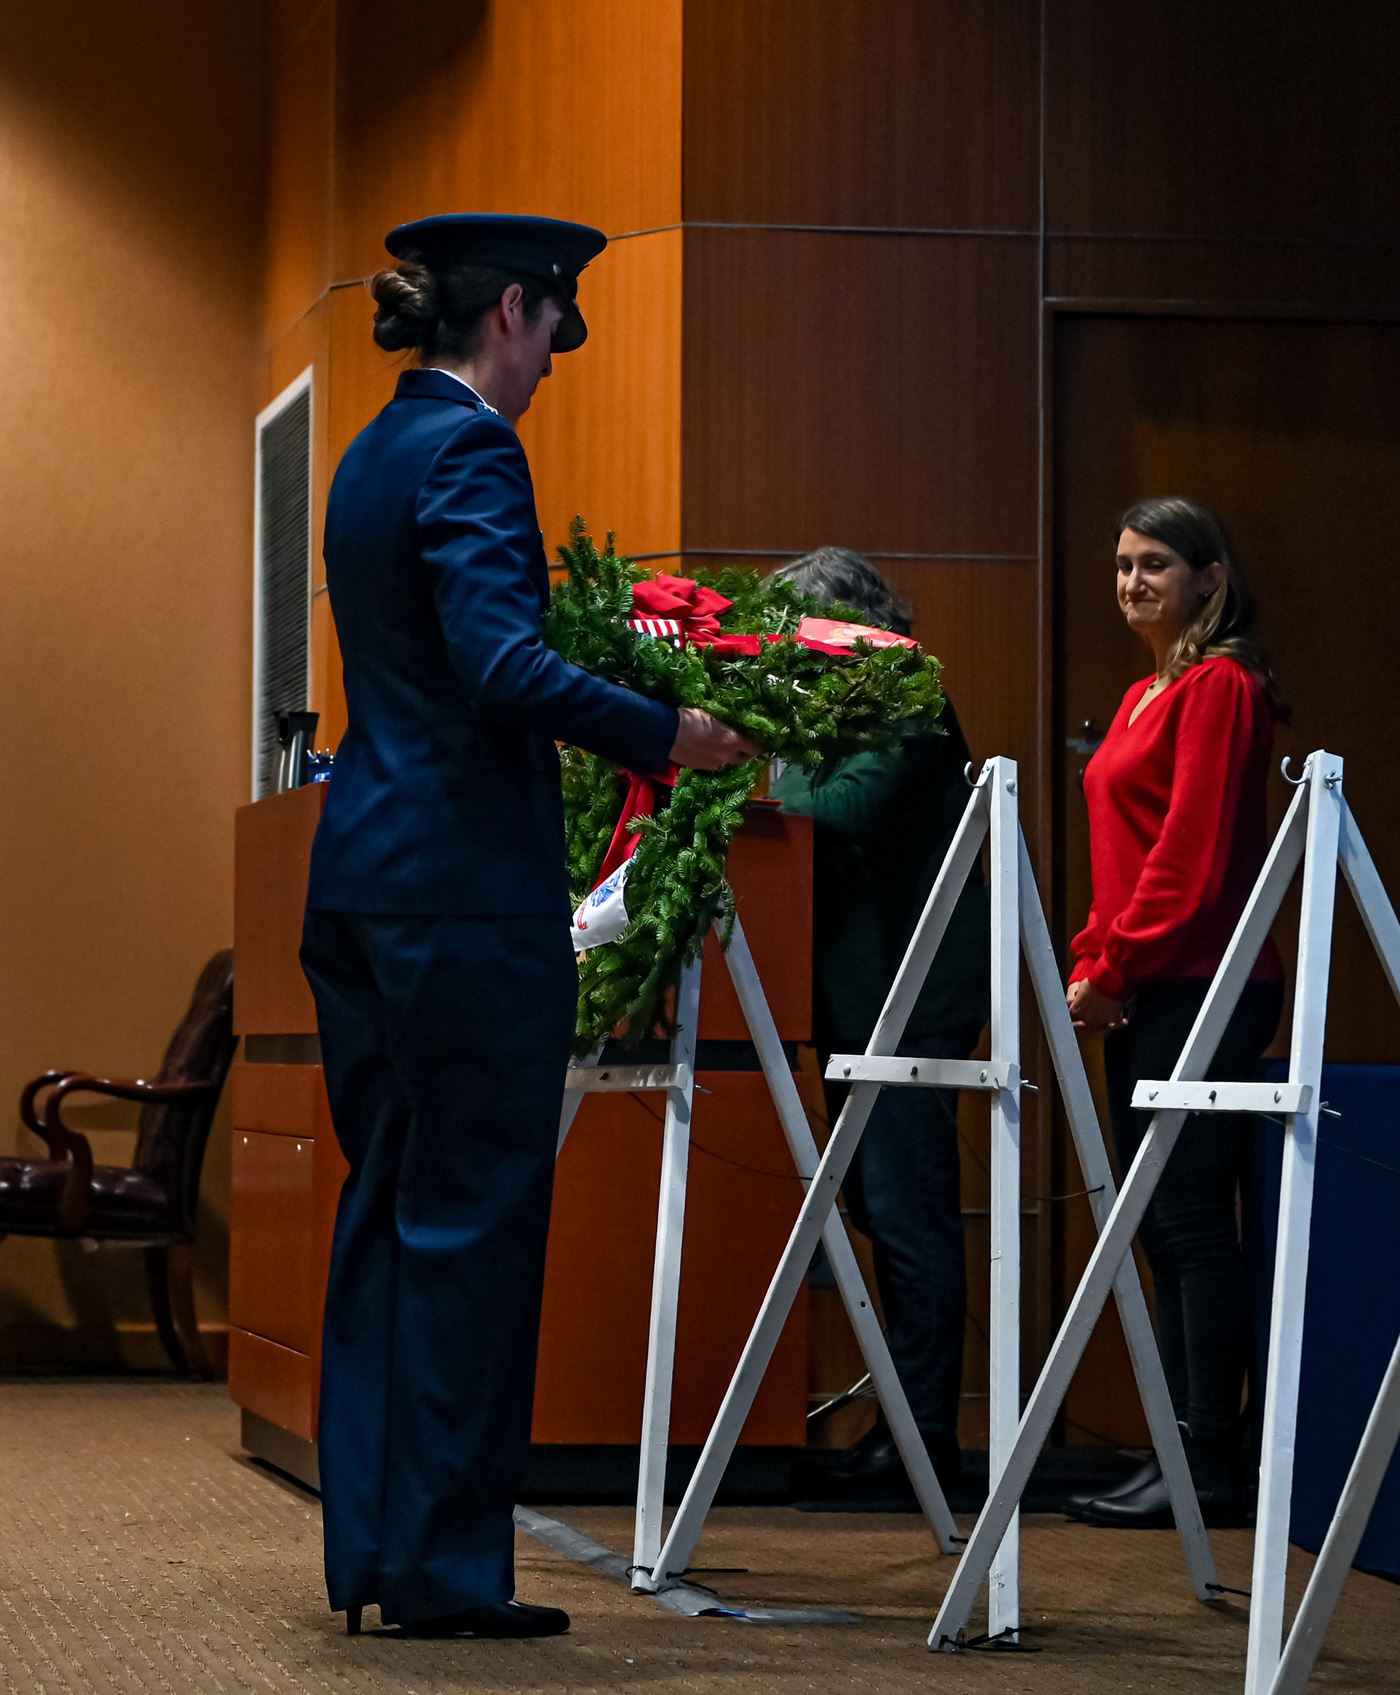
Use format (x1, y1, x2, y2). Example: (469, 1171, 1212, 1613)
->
(1103, 977, 1284, 1442)
(300, 908, 576, 1623)
(826, 1044, 968, 1442)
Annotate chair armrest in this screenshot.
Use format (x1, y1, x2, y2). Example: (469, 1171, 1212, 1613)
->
(19, 1070, 77, 1137)
(38, 1075, 212, 1233)
(48, 1075, 215, 1110)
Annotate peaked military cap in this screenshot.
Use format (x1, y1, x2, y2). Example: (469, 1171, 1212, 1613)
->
(384, 212, 606, 353)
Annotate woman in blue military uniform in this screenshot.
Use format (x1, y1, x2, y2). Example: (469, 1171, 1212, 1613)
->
(301, 213, 754, 1640)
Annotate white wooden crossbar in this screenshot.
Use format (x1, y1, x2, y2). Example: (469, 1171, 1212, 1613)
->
(1130, 1080, 1314, 1116)
(827, 1056, 1021, 1091)
(564, 1063, 693, 1095)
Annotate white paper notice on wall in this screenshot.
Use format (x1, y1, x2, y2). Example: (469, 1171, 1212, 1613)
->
(570, 858, 633, 953)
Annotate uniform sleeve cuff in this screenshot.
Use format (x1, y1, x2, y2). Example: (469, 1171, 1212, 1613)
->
(639, 701, 680, 775)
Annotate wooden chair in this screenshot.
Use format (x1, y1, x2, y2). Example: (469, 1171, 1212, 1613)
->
(0, 949, 236, 1377)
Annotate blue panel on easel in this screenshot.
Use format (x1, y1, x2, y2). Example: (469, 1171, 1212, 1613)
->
(1244, 1061, 1400, 1577)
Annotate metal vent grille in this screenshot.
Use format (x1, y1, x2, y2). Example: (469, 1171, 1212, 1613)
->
(252, 370, 313, 798)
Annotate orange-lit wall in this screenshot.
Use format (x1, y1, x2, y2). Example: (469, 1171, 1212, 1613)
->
(0, 4, 262, 1365)
(258, 0, 686, 754)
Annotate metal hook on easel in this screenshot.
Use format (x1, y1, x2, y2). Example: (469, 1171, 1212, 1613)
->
(964, 761, 992, 790)
(1281, 753, 1343, 791)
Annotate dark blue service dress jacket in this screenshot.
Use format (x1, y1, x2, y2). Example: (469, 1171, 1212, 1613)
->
(307, 369, 677, 916)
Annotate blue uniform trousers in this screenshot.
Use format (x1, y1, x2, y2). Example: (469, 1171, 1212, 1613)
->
(300, 907, 576, 1623)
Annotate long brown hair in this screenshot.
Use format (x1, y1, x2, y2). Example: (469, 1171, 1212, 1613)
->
(1118, 497, 1289, 720)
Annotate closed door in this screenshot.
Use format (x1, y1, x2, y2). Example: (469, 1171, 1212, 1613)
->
(1052, 312, 1400, 1445)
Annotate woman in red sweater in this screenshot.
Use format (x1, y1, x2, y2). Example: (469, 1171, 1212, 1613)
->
(1067, 497, 1285, 1529)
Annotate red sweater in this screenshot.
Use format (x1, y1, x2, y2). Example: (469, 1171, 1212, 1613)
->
(1070, 655, 1282, 1003)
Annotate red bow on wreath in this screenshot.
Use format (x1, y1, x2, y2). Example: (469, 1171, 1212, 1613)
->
(593, 579, 920, 893)
(627, 573, 733, 646)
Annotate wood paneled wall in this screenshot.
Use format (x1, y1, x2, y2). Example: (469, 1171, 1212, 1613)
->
(675, 3, 1055, 1411)
(261, 0, 1400, 1444)
(260, 0, 687, 750)
(679, 230, 1039, 556)
(1044, 1, 1400, 246)
(682, 1, 1039, 230)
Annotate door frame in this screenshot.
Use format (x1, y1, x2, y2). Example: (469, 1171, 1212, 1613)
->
(1035, 294, 1400, 1441)
(1037, 293, 1400, 949)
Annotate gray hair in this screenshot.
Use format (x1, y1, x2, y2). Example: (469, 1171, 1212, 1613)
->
(768, 546, 912, 636)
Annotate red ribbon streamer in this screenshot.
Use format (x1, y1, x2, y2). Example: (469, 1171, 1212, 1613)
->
(595, 765, 676, 883)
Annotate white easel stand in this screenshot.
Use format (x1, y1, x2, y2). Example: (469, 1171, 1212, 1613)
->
(556, 950, 703, 1582)
(1268, 1330, 1400, 1695)
(1249, 753, 1400, 1695)
(641, 758, 1208, 1644)
(930, 750, 1400, 1694)
(556, 913, 959, 1590)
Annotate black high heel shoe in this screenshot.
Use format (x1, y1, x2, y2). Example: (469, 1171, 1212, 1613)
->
(345, 1606, 363, 1636)
(399, 1601, 570, 1639)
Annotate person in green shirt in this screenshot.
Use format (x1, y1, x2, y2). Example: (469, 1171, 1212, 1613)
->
(770, 548, 989, 1492)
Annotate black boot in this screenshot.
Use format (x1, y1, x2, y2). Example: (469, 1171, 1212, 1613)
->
(1184, 1425, 1249, 1528)
(1064, 1447, 1165, 1521)
(1073, 1469, 1175, 1529)
(1075, 1425, 1247, 1530)
(1064, 1420, 1193, 1519)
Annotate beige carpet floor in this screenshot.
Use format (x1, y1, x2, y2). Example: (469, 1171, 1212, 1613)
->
(0, 1380, 1395, 1693)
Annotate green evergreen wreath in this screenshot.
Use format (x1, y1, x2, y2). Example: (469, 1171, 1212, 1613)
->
(546, 521, 946, 1051)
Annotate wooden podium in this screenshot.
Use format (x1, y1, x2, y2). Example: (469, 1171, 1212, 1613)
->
(229, 783, 814, 1486)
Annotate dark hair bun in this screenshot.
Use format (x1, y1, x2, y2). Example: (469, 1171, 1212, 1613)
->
(370, 259, 439, 352)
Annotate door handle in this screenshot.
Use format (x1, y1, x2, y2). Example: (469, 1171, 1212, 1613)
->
(1065, 718, 1103, 757)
